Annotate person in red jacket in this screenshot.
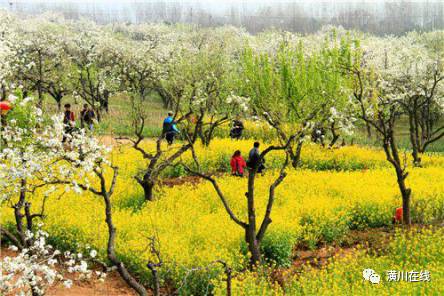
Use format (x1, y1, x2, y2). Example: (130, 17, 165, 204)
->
(393, 207, 403, 224)
(230, 150, 247, 177)
(62, 103, 76, 143)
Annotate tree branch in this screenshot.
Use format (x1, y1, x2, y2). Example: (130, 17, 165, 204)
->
(183, 164, 247, 229)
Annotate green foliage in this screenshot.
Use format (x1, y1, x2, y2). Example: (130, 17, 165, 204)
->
(4, 92, 36, 129)
(346, 203, 393, 230)
(240, 231, 295, 268)
(260, 231, 295, 268)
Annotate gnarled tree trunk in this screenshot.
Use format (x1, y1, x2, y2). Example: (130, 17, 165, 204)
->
(245, 169, 262, 266)
(103, 192, 148, 295)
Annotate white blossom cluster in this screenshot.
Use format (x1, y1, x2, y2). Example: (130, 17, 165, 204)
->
(226, 94, 250, 112)
(0, 227, 104, 296)
(361, 32, 444, 109)
(0, 96, 111, 204)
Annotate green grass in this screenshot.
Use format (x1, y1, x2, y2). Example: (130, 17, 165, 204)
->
(39, 92, 444, 152)
(41, 91, 167, 137)
(344, 119, 444, 153)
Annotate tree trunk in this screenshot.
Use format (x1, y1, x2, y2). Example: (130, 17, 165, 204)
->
(95, 107, 102, 122)
(37, 84, 43, 109)
(142, 181, 155, 201)
(290, 140, 303, 169)
(365, 122, 372, 138)
(387, 132, 412, 226)
(393, 167, 412, 225)
(198, 128, 210, 147)
(14, 179, 28, 247)
(246, 169, 261, 267)
(103, 193, 148, 296)
(245, 226, 261, 267)
(155, 87, 172, 109)
(203, 131, 212, 147)
(147, 264, 160, 296)
(408, 111, 422, 166)
(55, 93, 63, 112)
(329, 122, 340, 148)
(401, 188, 411, 225)
(137, 173, 155, 201)
(24, 202, 34, 231)
(411, 149, 421, 167)
(1, 85, 6, 100)
(226, 267, 232, 296)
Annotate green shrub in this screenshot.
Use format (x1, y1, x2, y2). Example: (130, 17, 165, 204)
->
(260, 231, 295, 267)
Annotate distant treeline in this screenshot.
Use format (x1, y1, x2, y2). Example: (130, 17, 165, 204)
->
(3, 0, 444, 35)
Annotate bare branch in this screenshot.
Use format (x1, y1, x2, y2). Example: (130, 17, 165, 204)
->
(0, 226, 23, 250)
(256, 154, 289, 243)
(183, 164, 247, 229)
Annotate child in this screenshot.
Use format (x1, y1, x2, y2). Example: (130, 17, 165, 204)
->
(230, 150, 247, 177)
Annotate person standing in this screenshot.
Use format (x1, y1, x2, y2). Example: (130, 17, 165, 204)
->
(63, 103, 75, 125)
(62, 103, 75, 143)
(230, 150, 247, 177)
(247, 141, 265, 174)
(80, 104, 95, 131)
(162, 111, 179, 145)
(80, 104, 88, 129)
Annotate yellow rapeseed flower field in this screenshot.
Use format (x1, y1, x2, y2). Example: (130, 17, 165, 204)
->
(216, 227, 444, 295)
(1, 139, 444, 293)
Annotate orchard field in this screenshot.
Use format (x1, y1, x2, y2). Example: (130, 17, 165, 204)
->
(1, 9, 444, 296)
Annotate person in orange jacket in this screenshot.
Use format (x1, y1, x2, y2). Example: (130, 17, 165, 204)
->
(393, 207, 403, 224)
(230, 150, 247, 177)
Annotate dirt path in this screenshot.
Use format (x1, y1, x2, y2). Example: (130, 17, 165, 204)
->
(1, 247, 137, 296)
(46, 272, 136, 296)
(98, 135, 132, 146)
(272, 227, 395, 286)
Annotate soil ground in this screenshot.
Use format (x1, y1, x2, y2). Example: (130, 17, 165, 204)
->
(0, 247, 136, 296)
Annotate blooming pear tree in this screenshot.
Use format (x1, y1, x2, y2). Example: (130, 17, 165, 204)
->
(127, 34, 246, 201)
(382, 33, 444, 166)
(67, 31, 117, 120)
(164, 31, 247, 147)
(0, 95, 84, 249)
(0, 94, 151, 295)
(0, 12, 17, 101)
(347, 36, 413, 225)
(127, 68, 204, 201)
(9, 27, 68, 108)
(111, 28, 170, 103)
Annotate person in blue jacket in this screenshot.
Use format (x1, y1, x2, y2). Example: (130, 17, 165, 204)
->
(163, 111, 179, 145)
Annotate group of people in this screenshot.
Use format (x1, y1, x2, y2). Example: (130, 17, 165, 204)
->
(230, 142, 265, 177)
(162, 111, 258, 176)
(162, 111, 245, 145)
(62, 103, 96, 143)
(63, 103, 96, 131)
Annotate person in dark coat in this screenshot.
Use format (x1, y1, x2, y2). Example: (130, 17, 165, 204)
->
(247, 142, 265, 174)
